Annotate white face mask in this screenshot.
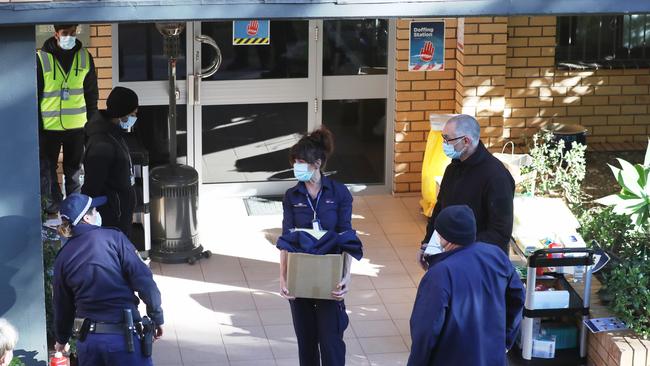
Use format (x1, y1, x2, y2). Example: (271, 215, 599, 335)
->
(424, 230, 443, 255)
(84, 211, 102, 227)
(58, 35, 76, 50)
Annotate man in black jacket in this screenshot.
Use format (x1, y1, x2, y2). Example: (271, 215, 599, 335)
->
(419, 114, 515, 258)
(81, 87, 139, 238)
(38, 24, 98, 214)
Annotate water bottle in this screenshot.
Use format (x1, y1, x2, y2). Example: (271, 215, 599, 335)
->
(573, 265, 584, 283)
(50, 352, 68, 366)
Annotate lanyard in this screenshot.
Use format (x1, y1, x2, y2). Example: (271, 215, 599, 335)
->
(306, 190, 322, 221)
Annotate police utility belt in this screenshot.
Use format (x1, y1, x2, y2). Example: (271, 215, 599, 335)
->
(73, 309, 155, 357)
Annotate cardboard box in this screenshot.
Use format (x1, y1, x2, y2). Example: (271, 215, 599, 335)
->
(287, 253, 344, 300)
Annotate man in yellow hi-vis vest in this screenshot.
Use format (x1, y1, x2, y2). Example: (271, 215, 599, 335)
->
(38, 24, 98, 214)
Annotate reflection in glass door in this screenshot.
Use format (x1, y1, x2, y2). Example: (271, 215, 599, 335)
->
(193, 19, 392, 192)
(193, 20, 315, 189)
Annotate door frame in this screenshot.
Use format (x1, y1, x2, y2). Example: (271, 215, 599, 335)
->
(111, 19, 396, 196)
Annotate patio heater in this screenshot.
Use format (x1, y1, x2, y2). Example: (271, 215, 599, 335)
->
(148, 23, 221, 264)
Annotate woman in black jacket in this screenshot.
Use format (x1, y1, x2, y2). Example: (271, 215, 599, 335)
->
(81, 87, 139, 238)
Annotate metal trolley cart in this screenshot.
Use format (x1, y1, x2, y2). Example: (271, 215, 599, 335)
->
(514, 247, 595, 365)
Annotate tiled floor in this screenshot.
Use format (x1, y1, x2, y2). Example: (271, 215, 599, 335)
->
(146, 193, 428, 366)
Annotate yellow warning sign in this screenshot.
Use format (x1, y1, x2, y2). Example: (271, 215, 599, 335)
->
(233, 37, 270, 45)
(233, 20, 271, 46)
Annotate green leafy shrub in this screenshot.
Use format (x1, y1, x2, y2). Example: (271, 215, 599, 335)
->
(521, 131, 587, 204)
(42, 227, 62, 344)
(578, 206, 649, 260)
(602, 260, 650, 337)
(8, 357, 26, 366)
(597, 139, 650, 235)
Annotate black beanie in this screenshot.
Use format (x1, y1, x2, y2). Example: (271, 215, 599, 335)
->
(106, 87, 139, 118)
(434, 205, 477, 246)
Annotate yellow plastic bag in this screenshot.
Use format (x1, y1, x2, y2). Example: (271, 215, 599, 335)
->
(420, 121, 451, 217)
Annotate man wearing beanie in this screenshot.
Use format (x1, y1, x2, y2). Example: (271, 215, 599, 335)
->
(408, 205, 525, 366)
(81, 87, 139, 238)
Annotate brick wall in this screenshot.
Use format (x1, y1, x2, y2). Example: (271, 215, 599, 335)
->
(457, 17, 509, 148)
(88, 24, 113, 108)
(394, 18, 458, 193)
(393, 15, 650, 194)
(505, 16, 650, 146)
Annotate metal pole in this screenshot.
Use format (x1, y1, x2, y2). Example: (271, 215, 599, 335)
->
(169, 56, 177, 164)
(521, 266, 537, 360)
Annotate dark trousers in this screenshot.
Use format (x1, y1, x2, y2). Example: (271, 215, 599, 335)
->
(289, 298, 349, 366)
(39, 129, 84, 207)
(77, 333, 152, 366)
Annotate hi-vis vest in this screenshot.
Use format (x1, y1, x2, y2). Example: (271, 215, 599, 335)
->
(37, 49, 90, 131)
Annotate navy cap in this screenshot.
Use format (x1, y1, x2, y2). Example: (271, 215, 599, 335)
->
(60, 193, 107, 226)
(434, 205, 477, 246)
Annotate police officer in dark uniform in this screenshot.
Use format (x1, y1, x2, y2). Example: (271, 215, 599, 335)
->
(278, 127, 360, 366)
(53, 193, 163, 366)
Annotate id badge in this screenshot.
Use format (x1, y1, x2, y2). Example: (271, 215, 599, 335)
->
(61, 88, 70, 100)
(312, 219, 321, 231)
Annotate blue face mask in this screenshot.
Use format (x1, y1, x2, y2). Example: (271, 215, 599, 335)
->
(119, 116, 138, 130)
(293, 163, 314, 182)
(58, 36, 76, 50)
(443, 140, 464, 160)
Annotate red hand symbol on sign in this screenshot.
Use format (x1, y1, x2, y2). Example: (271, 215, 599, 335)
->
(247, 20, 259, 36)
(419, 41, 434, 62)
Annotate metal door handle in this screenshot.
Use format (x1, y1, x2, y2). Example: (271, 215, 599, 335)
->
(195, 34, 222, 79)
(195, 76, 200, 105)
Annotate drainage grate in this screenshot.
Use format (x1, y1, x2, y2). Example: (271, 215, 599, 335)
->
(243, 196, 284, 216)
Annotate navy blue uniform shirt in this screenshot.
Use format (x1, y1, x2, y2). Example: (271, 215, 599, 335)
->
(53, 223, 164, 344)
(407, 242, 525, 366)
(282, 175, 353, 235)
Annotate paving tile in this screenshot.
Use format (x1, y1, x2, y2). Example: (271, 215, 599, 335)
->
(151, 337, 182, 365)
(275, 358, 301, 366)
(385, 303, 415, 321)
(208, 283, 257, 312)
(364, 246, 400, 261)
(221, 325, 274, 361)
(258, 307, 293, 326)
(386, 233, 425, 248)
(351, 320, 401, 338)
(393, 318, 411, 338)
(178, 339, 229, 364)
(349, 275, 375, 290)
(215, 309, 262, 327)
(230, 360, 277, 366)
(371, 274, 415, 289)
(347, 304, 392, 322)
(345, 289, 382, 306)
(367, 352, 410, 365)
(358, 336, 408, 354)
(381, 222, 423, 235)
(376, 288, 417, 304)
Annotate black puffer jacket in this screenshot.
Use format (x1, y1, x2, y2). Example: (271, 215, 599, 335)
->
(37, 37, 98, 130)
(81, 111, 136, 237)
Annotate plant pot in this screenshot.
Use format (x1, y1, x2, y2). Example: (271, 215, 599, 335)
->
(543, 122, 588, 153)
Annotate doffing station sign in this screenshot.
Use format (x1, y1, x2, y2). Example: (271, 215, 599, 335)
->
(409, 21, 445, 71)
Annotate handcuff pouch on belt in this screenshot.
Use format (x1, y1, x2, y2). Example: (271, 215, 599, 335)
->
(73, 318, 91, 342)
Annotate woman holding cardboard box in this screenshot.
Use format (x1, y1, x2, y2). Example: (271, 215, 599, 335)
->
(276, 127, 362, 366)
